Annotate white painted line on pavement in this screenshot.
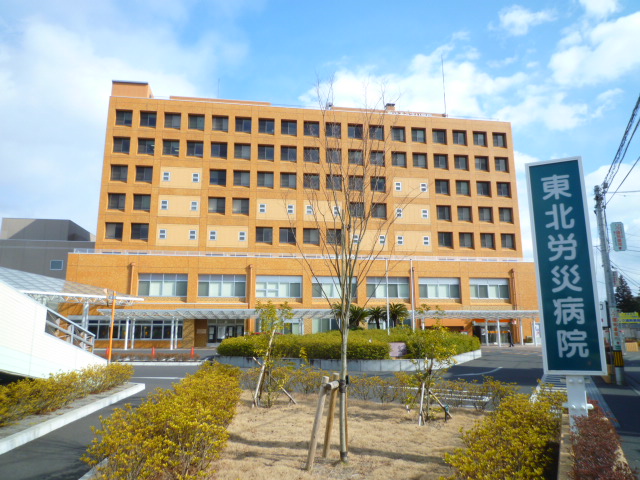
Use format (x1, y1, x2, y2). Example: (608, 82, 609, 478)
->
(133, 376, 182, 380)
(452, 367, 502, 377)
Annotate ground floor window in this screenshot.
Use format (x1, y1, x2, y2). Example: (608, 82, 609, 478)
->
(256, 275, 302, 298)
(312, 317, 338, 333)
(88, 319, 183, 340)
(198, 274, 246, 297)
(419, 277, 460, 299)
(366, 277, 410, 299)
(470, 278, 510, 299)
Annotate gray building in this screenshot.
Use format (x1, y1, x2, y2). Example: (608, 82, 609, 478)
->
(0, 219, 95, 279)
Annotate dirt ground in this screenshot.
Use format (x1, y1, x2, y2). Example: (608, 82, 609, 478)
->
(210, 390, 486, 480)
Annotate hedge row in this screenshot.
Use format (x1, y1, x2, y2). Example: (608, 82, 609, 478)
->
(218, 327, 480, 360)
(83, 362, 241, 480)
(0, 363, 133, 427)
(444, 385, 565, 479)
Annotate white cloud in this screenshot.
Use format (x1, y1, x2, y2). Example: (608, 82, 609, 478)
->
(550, 12, 640, 86)
(495, 91, 589, 131)
(498, 5, 557, 36)
(579, 0, 620, 19)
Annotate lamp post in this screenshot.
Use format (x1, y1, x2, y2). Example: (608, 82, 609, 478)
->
(104, 289, 116, 363)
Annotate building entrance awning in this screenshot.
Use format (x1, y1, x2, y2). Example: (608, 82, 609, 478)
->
(418, 310, 539, 320)
(97, 308, 335, 321)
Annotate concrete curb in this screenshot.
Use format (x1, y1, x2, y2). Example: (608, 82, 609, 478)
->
(0, 383, 145, 456)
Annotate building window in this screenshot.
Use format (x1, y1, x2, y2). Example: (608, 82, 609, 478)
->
(479, 207, 493, 222)
(239, 231, 247, 241)
(192, 173, 200, 183)
(257, 144, 274, 161)
(348, 124, 363, 139)
(392, 152, 407, 167)
(198, 275, 246, 297)
(312, 317, 339, 333)
(115, 110, 132, 126)
(421, 209, 429, 219)
(303, 173, 320, 190)
(212, 115, 228, 131)
(281, 120, 297, 136)
(234, 143, 251, 160)
(423, 236, 430, 246)
(159, 229, 167, 240)
(138, 138, 155, 155)
(256, 275, 302, 298)
(419, 278, 460, 299)
(495, 157, 509, 172)
(458, 206, 472, 222)
(348, 175, 364, 192)
(165, 113, 181, 129)
(326, 174, 342, 191)
(133, 194, 151, 211)
(162, 171, 171, 182)
(287, 204, 295, 215)
(370, 176, 386, 192)
(412, 128, 426, 143)
(163, 140, 180, 156)
(258, 204, 266, 214)
(353, 234, 360, 244)
(397, 235, 404, 246)
(189, 230, 197, 240)
(327, 229, 342, 245)
(475, 156, 489, 171)
(88, 318, 183, 340)
(327, 148, 341, 164)
(304, 147, 320, 163)
(232, 198, 249, 215)
(211, 142, 228, 159)
(259, 118, 275, 134)
(312, 277, 356, 299)
(370, 151, 385, 166)
(392, 127, 406, 142)
(501, 233, 516, 249)
(459, 232, 474, 248)
(110, 165, 128, 182)
(187, 141, 204, 157)
(131, 223, 149, 240)
(256, 227, 273, 244)
(136, 166, 153, 183)
(420, 183, 428, 192)
(434, 154, 448, 169)
(455, 155, 469, 170)
(138, 273, 188, 297)
(379, 235, 386, 245)
(105, 222, 123, 240)
(372, 203, 387, 219)
(281, 146, 297, 162)
(437, 205, 451, 221)
(113, 137, 130, 154)
(281, 172, 297, 189)
(497, 182, 511, 197)
(332, 205, 341, 216)
(108, 193, 126, 210)
(456, 180, 470, 196)
(305, 205, 314, 215)
(234, 170, 250, 187)
(209, 230, 217, 241)
(208, 197, 225, 214)
(473, 131, 487, 146)
(139, 111, 156, 128)
(236, 117, 252, 133)
(435, 179, 450, 195)
(326, 122, 341, 138)
(210, 169, 226, 186)
(303, 228, 320, 245)
(257, 172, 274, 188)
(369, 125, 384, 140)
(499, 207, 513, 223)
(453, 130, 467, 145)
(470, 278, 510, 299)
(477, 181, 491, 196)
(304, 121, 319, 137)
(367, 277, 409, 299)
(432, 129, 446, 144)
(480, 233, 495, 249)
(348, 149, 364, 165)
(161, 199, 169, 210)
(279, 227, 296, 244)
(188, 114, 204, 130)
(493, 133, 507, 147)
(413, 153, 427, 168)
(396, 208, 403, 218)
(394, 181, 402, 191)
(438, 232, 453, 248)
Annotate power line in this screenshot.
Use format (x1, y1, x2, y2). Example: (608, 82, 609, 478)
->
(607, 155, 640, 204)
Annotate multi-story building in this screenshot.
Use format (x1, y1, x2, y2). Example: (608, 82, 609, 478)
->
(65, 80, 539, 349)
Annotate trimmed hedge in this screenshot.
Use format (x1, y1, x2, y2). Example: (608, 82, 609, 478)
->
(0, 363, 134, 427)
(217, 327, 480, 360)
(83, 362, 241, 480)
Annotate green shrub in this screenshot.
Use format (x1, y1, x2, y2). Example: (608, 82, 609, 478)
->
(84, 362, 241, 480)
(444, 386, 565, 479)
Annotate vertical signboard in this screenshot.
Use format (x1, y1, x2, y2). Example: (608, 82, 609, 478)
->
(527, 157, 606, 375)
(610, 222, 627, 252)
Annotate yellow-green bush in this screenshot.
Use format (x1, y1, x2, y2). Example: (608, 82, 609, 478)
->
(443, 385, 565, 479)
(0, 363, 133, 427)
(83, 362, 241, 480)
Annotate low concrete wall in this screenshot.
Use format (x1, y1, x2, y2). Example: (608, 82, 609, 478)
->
(216, 348, 481, 372)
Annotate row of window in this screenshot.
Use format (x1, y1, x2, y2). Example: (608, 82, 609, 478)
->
(114, 110, 508, 147)
(137, 273, 511, 300)
(113, 137, 510, 172)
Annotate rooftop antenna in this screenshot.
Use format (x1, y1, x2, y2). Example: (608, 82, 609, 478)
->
(441, 54, 447, 117)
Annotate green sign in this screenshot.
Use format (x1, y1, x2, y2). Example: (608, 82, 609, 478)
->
(527, 157, 606, 375)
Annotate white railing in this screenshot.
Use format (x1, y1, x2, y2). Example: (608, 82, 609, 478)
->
(44, 309, 96, 351)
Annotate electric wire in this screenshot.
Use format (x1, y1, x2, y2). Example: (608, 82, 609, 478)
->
(603, 93, 640, 195)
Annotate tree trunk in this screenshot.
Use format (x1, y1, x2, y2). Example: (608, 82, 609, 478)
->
(339, 328, 349, 462)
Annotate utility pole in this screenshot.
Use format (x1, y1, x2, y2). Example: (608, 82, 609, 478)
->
(594, 184, 625, 385)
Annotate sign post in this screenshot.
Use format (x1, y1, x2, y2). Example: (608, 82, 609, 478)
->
(527, 157, 606, 426)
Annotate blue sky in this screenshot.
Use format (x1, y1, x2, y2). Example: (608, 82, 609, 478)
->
(1, 0, 639, 291)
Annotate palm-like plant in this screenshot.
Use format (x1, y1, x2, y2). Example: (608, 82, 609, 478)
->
(388, 303, 409, 328)
(348, 304, 369, 330)
(366, 306, 387, 330)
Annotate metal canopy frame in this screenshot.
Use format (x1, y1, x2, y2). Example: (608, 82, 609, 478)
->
(97, 308, 334, 321)
(418, 310, 539, 320)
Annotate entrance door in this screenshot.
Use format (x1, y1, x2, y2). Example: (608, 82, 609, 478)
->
(208, 325, 217, 343)
(225, 326, 236, 338)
